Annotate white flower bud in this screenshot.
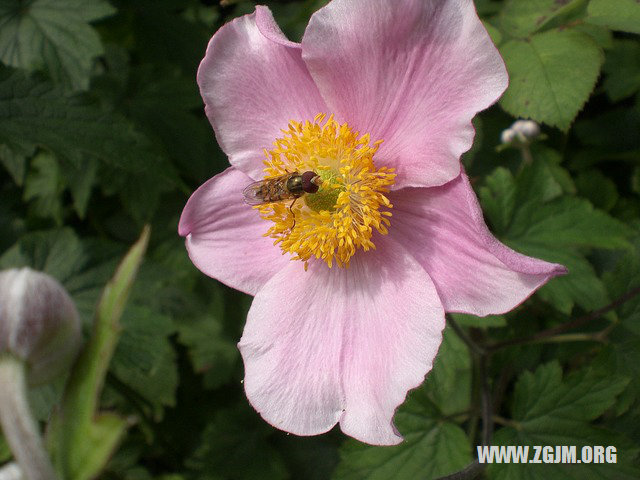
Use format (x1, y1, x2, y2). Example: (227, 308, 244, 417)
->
(0, 268, 81, 385)
(511, 119, 540, 139)
(500, 128, 517, 145)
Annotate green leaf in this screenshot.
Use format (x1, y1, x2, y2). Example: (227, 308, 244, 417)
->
(479, 167, 516, 235)
(177, 290, 238, 390)
(67, 157, 98, 218)
(513, 147, 567, 205)
(602, 39, 640, 102)
(504, 194, 630, 313)
(23, 150, 64, 224)
(572, 22, 613, 49)
(489, 361, 638, 479)
(508, 196, 631, 250)
(499, 0, 589, 38)
(123, 67, 220, 184)
(0, 70, 172, 179)
(575, 169, 619, 212)
(110, 306, 178, 419)
(587, 0, 640, 34)
(515, 246, 612, 314)
(0, 143, 28, 185)
(48, 226, 150, 480)
(335, 386, 471, 480)
(424, 328, 472, 415)
(482, 20, 502, 45)
(187, 405, 288, 480)
(499, 29, 604, 130)
(603, 232, 640, 406)
(0, 228, 86, 283)
(450, 312, 507, 328)
(479, 152, 630, 314)
(0, 0, 116, 90)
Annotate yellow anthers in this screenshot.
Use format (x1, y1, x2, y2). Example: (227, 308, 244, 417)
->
(257, 114, 396, 268)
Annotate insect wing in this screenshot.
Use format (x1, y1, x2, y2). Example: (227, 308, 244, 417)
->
(242, 180, 270, 205)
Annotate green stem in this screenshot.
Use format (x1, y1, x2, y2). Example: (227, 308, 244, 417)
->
(487, 284, 640, 352)
(534, 333, 605, 344)
(0, 356, 58, 480)
(519, 145, 533, 165)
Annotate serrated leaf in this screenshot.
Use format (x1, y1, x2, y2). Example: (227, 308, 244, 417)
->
(479, 149, 573, 236)
(0, 70, 172, 179)
(479, 167, 516, 235)
(23, 150, 64, 224)
(603, 231, 640, 408)
(575, 169, 619, 212)
(489, 361, 637, 480)
(0, 228, 85, 283)
(508, 196, 631, 250)
(511, 245, 612, 314)
(424, 328, 472, 415)
(512, 362, 627, 422)
(480, 152, 629, 314)
(587, 0, 640, 34)
(48, 227, 150, 480)
(123, 66, 220, 183)
(335, 386, 471, 480)
(177, 295, 238, 390)
(500, 29, 604, 130)
(0, 0, 115, 90)
(500, 0, 589, 38)
(603, 39, 640, 102)
(513, 147, 566, 205)
(110, 306, 178, 419)
(187, 405, 288, 480)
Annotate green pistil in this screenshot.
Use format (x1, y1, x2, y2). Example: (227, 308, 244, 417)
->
(304, 169, 343, 213)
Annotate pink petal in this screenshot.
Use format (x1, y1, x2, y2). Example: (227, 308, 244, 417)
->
(239, 236, 445, 445)
(301, 0, 508, 189)
(178, 167, 289, 296)
(389, 174, 567, 316)
(197, 6, 327, 180)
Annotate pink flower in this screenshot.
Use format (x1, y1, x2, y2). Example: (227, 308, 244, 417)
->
(179, 0, 566, 445)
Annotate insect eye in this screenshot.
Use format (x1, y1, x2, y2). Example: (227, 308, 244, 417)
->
(301, 171, 320, 194)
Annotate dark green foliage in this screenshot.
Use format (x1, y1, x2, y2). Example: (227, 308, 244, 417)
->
(0, 1, 639, 479)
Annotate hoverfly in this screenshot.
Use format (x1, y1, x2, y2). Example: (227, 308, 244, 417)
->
(243, 171, 322, 228)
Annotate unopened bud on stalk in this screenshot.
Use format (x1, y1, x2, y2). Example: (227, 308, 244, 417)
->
(511, 119, 540, 140)
(0, 267, 81, 385)
(500, 119, 541, 147)
(0, 268, 82, 480)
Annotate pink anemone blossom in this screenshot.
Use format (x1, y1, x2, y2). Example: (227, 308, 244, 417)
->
(179, 0, 567, 446)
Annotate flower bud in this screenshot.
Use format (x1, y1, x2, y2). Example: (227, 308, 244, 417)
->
(0, 268, 81, 385)
(511, 119, 540, 139)
(500, 128, 517, 145)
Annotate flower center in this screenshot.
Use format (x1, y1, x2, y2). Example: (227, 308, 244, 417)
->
(256, 114, 396, 269)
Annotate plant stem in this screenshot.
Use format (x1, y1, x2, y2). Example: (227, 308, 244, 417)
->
(519, 145, 533, 165)
(487, 284, 640, 352)
(0, 356, 58, 480)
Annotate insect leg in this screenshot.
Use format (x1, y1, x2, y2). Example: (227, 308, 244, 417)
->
(289, 197, 299, 230)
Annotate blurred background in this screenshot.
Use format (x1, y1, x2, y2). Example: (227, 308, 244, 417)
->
(1, 0, 639, 479)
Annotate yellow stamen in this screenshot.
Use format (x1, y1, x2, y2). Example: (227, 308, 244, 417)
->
(256, 114, 396, 269)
